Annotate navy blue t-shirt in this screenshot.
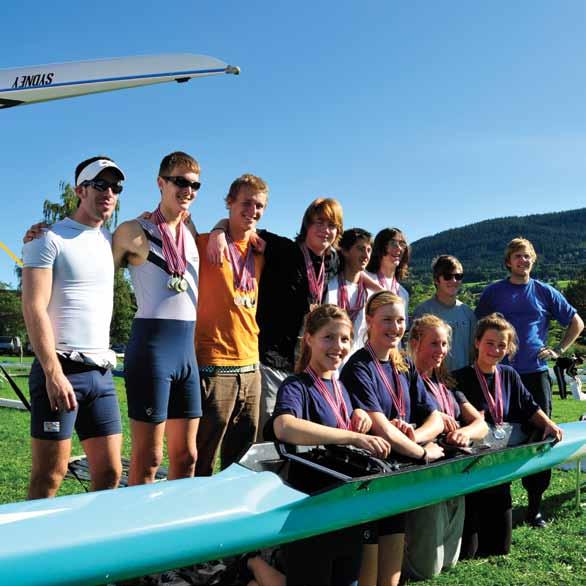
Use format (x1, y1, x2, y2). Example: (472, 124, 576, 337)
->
(452, 364, 540, 425)
(273, 372, 354, 428)
(422, 374, 468, 423)
(340, 349, 437, 425)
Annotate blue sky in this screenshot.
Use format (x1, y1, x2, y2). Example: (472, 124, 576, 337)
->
(2, 1, 586, 286)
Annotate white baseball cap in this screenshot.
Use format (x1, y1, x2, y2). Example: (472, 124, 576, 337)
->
(76, 158, 125, 186)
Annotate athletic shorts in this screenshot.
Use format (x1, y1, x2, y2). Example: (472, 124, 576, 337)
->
(125, 318, 202, 423)
(363, 513, 406, 543)
(29, 358, 122, 441)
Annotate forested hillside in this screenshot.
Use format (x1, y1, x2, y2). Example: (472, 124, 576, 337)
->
(410, 207, 586, 282)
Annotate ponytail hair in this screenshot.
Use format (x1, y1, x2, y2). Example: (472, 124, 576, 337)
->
(295, 304, 354, 374)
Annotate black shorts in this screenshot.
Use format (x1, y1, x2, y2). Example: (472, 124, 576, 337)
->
(363, 513, 406, 543)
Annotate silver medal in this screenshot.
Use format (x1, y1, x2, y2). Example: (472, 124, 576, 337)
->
(175, 276, 188, 293)
(493, 425, 506, 440)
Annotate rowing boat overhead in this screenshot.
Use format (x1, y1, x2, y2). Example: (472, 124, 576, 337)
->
(0, 53, 240, 109)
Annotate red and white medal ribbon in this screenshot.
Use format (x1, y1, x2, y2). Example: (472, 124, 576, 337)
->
(153, 206, 187, 277)
(473, 364, 504, 425)
(226, 234, 255, 292)
(305, 366, 351, 430)
(365, 342, 406, 420)
(301, 244, 325, 306)
(377, 271, 399, 294)
(421, 375, 456, 419)
(337, 273, 367, 322)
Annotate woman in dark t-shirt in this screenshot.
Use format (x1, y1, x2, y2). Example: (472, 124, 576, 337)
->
(404, 314, 488, 580)
(453, 313, 562, 559)
(340, 291, 445, 586)
(271, 304, 390, 586)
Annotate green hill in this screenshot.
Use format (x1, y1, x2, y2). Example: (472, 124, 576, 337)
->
(409, 207, 586, 282)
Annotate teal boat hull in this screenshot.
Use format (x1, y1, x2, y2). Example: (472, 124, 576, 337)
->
(0, 421, 584, 586)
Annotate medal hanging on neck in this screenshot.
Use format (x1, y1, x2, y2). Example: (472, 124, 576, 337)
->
(421, 375, 456, 419)
(153, 206, 188, 294)
(301, 244, 325, 312)
(365, 341, 406, 421)
(377, 271, 399, 294)
(305, 366, 351, 430)
(473, 363, 505, 438)
(337, 273, 367, 323)
(227, 234, 256, 309)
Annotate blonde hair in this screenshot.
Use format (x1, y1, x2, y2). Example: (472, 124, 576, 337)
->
(295, 304, 354, 374)
(409, 314, 454, 386)
(475, 313, 518, 359)
(504, 237, 537, 269)
(365, 291, 408, 373)
(225, 173, 268, 205)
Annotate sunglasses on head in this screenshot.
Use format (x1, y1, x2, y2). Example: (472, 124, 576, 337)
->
(163, 176, 201, 191)
(82, 179, 123, 194)
(442, 273, 464, 281)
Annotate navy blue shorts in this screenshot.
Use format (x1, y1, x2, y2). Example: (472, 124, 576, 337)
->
(363, 513, 406, 543)
(29, 358, 122, 441)
(125, 318, 202, 423)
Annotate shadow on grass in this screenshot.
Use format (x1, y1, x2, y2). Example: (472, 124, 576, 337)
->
(512, 481, 584, 527)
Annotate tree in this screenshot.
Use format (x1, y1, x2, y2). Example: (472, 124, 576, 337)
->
(0, 282, 26, 340)
(563, 273, 586, 347)
(111, 271, 136, 345)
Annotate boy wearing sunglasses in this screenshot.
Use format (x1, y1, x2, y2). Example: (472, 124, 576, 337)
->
(22, 156, 125, 499)
(476, 237, 583, 527)
(413, 255, 476, 372)
(112, 151, 202, 486)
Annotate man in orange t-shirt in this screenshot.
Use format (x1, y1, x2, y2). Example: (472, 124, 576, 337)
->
(195, 174, 268, 475)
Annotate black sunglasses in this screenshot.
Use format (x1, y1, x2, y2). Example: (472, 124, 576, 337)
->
(82, 179, 123, 194)
(442, 273, 464, 281)
(163, 176, 201, 191)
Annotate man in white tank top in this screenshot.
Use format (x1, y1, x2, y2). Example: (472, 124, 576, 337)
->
(22, 156, 125, 499)
(113, 152, 202, 485)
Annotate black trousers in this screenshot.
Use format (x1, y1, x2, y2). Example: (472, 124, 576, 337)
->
(553, 364, 568, 399)
(461, 483, 512, 558)
(520, 371, 552, 503)
(284, 525, 363, 586)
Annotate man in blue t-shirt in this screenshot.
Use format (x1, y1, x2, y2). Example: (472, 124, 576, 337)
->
(476, 237, 583, 527)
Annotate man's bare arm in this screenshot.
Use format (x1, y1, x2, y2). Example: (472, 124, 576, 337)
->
(22, 267, 77, 412)
(558, 313, 584, 354)
(112, 220, 148, 270)
(538, 313, 585, 360)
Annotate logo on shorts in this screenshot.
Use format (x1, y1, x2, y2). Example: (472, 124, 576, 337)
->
(145, 407, 153, 417)
(43, 421, 60, 433)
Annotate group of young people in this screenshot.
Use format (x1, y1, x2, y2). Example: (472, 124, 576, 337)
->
(21, 151, 583, 585)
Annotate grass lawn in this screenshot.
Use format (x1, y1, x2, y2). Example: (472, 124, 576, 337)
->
(0, 359, 584, 585)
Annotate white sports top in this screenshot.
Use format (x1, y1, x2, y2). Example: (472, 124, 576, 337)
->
(23, 218, 114, 359)
(128, 219, 199, 321)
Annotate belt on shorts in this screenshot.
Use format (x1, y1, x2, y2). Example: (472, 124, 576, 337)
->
(199, 363, 259, 376)
(57, 355, 109, 374)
